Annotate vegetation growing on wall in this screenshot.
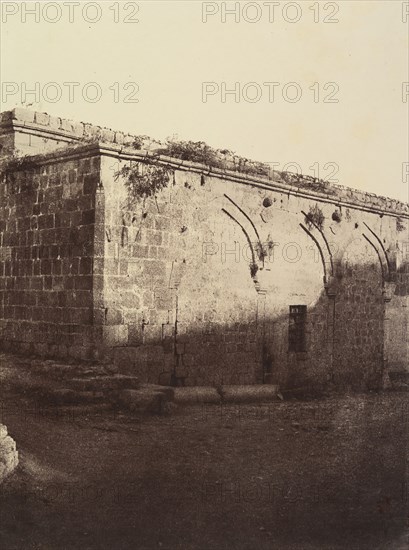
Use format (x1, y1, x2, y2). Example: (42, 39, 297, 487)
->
(0, 153, 38, 176)
(255, 239, 275, 262)
(0, 153, 40, 192)
(115, 160, 174, 202)
(332, 210, 342, 223)
(280, 172, 330, 193)
(129, 138, 273, 179)
(397, 217, 406, 232)
(131, 136, 150, 150)
(305, 204, 325, 231)
(117, 139, 278, 202)
(249, 262, 259, 278)
(156, 140, 228, 169)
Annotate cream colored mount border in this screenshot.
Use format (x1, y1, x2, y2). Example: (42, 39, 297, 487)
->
(0, 108, 408, 218)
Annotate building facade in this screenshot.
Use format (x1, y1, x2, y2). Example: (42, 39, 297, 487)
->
(0, 108, 408, 391)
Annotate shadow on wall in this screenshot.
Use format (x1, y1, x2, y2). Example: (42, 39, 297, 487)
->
(0, 155, 406, 392)
(110, 259, 386, 394)
(99, 164, 403, 392)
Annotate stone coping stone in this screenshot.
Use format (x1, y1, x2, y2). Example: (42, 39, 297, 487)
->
(2, 107, 408, 216)
(219, 385, 280, 403)
(173, 387, 221, 404)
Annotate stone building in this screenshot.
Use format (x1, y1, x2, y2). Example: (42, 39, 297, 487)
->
(0, 108, 408, 391)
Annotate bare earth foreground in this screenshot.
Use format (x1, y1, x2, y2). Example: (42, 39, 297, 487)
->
(0, 359, 408, 550)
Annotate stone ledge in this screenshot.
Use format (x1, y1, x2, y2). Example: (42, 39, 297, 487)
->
(2, 139, 408, 219)
(1, 107, 408, 217)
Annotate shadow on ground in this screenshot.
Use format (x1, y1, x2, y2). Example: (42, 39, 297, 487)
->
(0, 355, 408, 549)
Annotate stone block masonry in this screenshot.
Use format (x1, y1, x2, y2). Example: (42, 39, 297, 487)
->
(0, 145, 103, 361)
(0, 108, 408, 391)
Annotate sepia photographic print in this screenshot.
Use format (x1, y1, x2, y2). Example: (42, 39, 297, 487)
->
(0, 1, 408, 548)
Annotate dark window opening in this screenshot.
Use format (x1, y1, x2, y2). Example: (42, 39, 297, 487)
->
(289, 305, 307, 352)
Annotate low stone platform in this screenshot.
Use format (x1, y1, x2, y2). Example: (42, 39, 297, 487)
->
(0, 352, 282, 416)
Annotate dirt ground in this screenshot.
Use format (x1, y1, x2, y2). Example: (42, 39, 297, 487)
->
(0, 377, 408, 549)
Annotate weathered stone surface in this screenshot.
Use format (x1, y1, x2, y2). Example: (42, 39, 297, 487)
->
(220, 385, 280, 403)
(0, 108, 408, 393)
(173, 387, 221, 404)
(0, 424, 18, 483)
(10, 107, 35, 123)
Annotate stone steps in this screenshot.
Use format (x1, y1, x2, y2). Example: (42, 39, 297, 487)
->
(30, 360, 107, 380)
(118, 384, 281, 414)
(1, 352, 282, 414)
(67, 375, 140, 392)
(40, 374, 140, 406)
(1, 355, 140, 408)
(43, 388, 105, 406)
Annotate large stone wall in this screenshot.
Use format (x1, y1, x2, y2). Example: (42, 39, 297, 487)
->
(0, 148, 102, 360)
(100, 155, 408, 390)
(0, 108, 408, 391)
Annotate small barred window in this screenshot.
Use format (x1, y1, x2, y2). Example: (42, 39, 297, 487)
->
(289, 305, 307, 353)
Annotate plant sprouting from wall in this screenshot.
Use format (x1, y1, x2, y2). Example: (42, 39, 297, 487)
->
(1, 154, 36, 174)
(131, 136, 150, 150)
(397, 217, 406, 232)
(115, 160, 174, 202)
(156, 140, 228, 169)
(331, 210, 342, 223)
(0, 153, 41, 193)
(305, 204, 325, 231)
(255, 238, 275, 263)
(249, 262, 259, 278)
